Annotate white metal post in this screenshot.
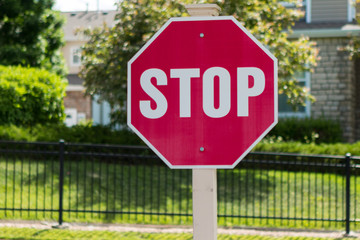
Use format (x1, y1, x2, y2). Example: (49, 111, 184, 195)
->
(185, 4, 221, 240)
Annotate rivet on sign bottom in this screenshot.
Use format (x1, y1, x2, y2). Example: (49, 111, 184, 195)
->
(200, 33, 204, 38)
(200, 147, 205, 152)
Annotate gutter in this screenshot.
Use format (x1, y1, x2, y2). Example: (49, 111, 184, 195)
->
(289, 25, 360, 39)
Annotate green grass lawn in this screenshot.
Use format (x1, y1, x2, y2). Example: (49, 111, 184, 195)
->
(0, 227, 356, 240)
(0, 157, 359, 231)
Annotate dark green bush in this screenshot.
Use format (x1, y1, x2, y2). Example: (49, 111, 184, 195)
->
(0, 123, 359, 156)
(33, 124, 143, 145)
(254, 140, 360, 156)
(268, 117, 342, 143)
(0, 124, 143, 145)
(0, 65, 67, 126)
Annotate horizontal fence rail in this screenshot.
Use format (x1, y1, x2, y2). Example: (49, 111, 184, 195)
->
(0, 140, 359, 233)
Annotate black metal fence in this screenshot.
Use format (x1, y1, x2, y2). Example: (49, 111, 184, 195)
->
(0, 140, 359, 233)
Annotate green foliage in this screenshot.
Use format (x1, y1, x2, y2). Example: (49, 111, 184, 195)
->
(0, 123, 143, 145)
(268, 118, 343, 143)
(342, 0, 360, 59)
(80, 0, 318, 125)
(34, 123, 143, 145)
(0, 65, 67, 126)
(0, 120, 357, 156)
(80, 0, 191, 123)
(219, 0, 318, 107)
(254, 140, 360, 156)
(0, 0, 66, 76)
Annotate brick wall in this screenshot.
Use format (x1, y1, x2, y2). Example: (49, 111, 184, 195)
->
(310, 37, 357, 142)
(64, 90, 92, 120)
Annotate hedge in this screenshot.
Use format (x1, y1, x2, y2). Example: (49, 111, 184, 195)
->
(0, 65, 67, 126)
(268, 117, 342, 143)
(254, 140, 360, 156)
(0, 123, 358, 156)
(0, 124, 142, 145)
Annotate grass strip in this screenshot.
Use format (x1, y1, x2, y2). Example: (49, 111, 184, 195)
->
(0, 227, 355, 240)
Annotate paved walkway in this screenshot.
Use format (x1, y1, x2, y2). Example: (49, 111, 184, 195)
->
(0, 220, 358, 238)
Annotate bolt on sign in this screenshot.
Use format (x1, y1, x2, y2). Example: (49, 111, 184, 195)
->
(128, 16, 278, 169)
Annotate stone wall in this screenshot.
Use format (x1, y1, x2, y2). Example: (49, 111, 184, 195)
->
(310, 37, 358, 142)
(355, 59, 360, 141)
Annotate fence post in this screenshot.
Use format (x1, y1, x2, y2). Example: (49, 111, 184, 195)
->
(345, 153, 351, 235)
(58, 139, 65, 226)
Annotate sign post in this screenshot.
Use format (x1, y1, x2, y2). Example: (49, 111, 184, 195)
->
(192, 168, 217, 239)
(127, 3, 278, 240)
(185, 4, 220, 240)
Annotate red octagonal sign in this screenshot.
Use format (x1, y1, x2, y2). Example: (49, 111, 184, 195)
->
(128, 16, 278, 169)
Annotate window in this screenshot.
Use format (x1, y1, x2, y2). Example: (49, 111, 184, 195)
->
(348, 0, 356, 22)
(71, 47, 82, 66)
(280, 0, 307, 22)
(278, 72, 311, 118)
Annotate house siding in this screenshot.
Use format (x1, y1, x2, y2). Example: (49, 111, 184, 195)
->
(311, 0, 348, 22)
(310, 37, 358, 142)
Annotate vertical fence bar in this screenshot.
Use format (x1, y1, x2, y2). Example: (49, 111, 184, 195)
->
(51, 150, 55, 219)
(142, 164, 146, 222)
(43, 157, 47, 218)
(354, 163, 357, 229)
(5, 155, 8, 217)
(345, 153, 351, 235)
(20, 158, 24, 218)
(68, 153, 72, 219)
(12, 157, 16, 217)
(186, 169, 191, 222)
(76, 159, 80, 218)
(35, 156, 39, 218)
(83, 157, 87, 220)
(58, 140, 65, 226)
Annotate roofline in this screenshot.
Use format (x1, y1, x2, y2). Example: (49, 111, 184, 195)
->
(60, 10, 118, 13)
(289, 28, 360, 38)
(66, 85, 85, 91)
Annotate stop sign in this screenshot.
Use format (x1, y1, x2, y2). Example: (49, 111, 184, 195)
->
(128, 16, 277, 169)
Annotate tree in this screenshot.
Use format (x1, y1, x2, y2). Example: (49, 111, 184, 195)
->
(0, 0, 66, 76)
(80, 0, 318, 125)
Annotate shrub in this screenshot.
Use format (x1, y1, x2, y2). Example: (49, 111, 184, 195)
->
(0, 125, 36, 142)
(254, 140, 360, 156)
(33, 123, 143, 145)
(0, 123, 359, 156)
(268, 117, 342, 143)
(0, 65, 67, 126)
(0, 124, 144, 145)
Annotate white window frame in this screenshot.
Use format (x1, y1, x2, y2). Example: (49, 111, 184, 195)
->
(278, 72, 311, 118)
(306, 0, 311, 23)
(71, 47, 82, 66)
(306, 0, 355, 23)
(348, 0, 356, 22)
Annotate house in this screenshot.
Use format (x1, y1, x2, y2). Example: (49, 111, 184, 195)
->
(61, 2, 360, 142)
(61, 10, 117, 126)
(285, 0, 360, 142)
